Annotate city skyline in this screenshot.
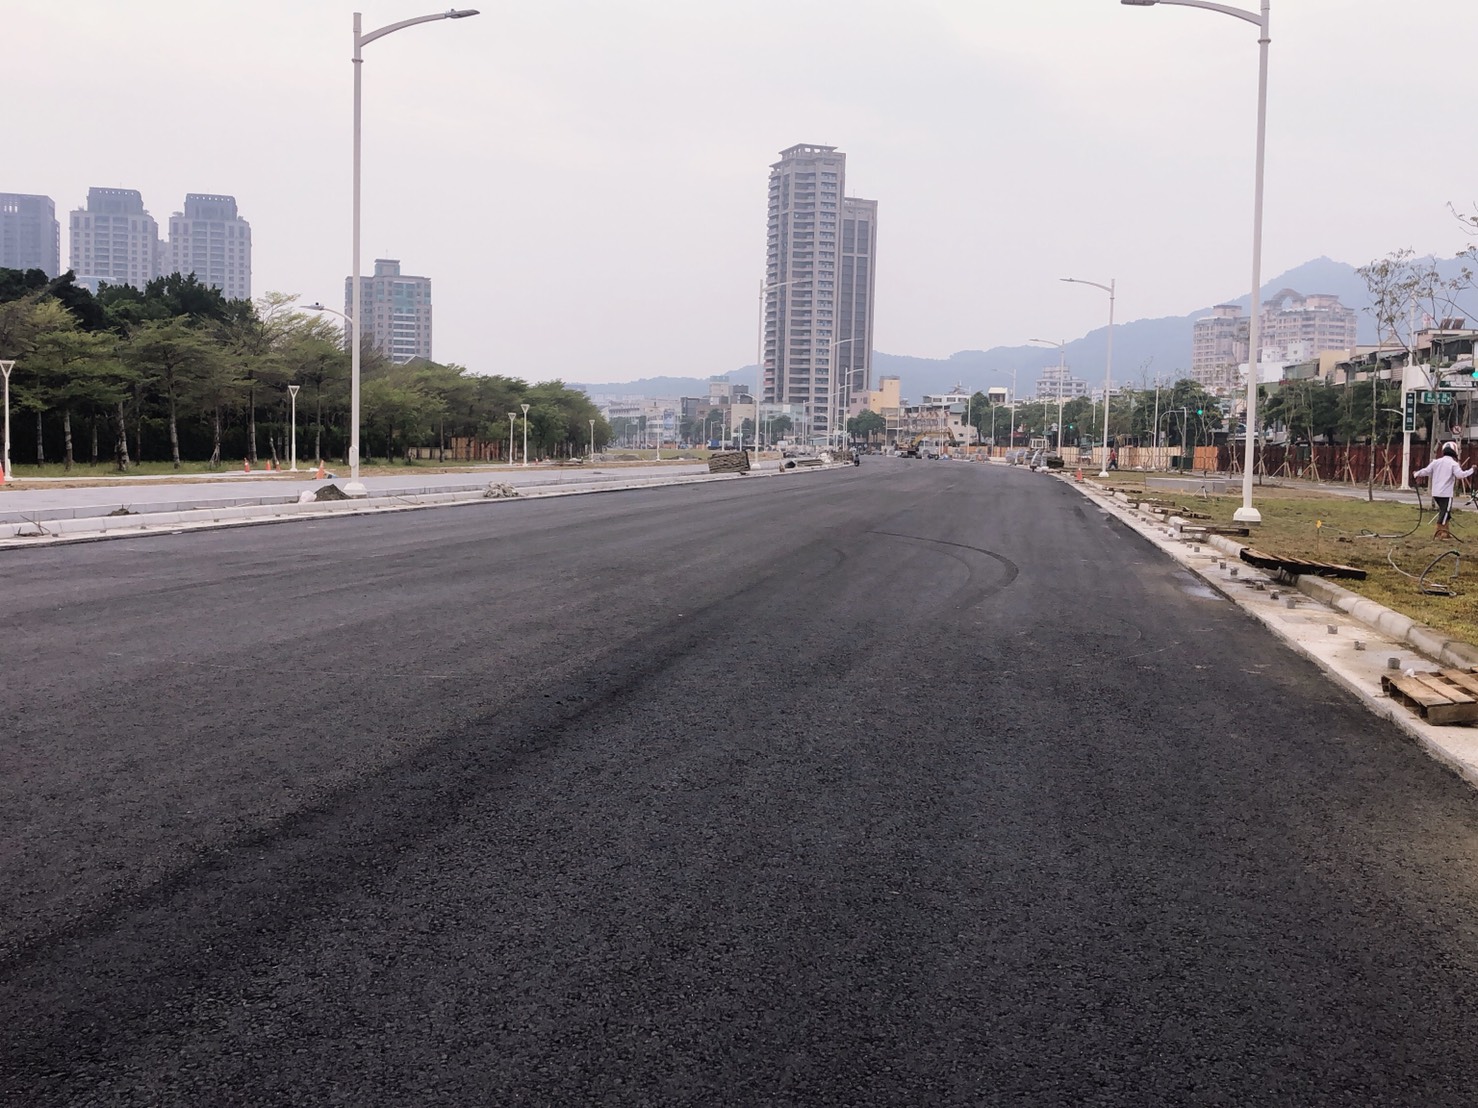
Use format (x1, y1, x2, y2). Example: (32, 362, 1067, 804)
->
(8, 1, 1478, 385)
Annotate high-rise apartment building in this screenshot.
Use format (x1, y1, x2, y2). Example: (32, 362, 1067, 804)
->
(168, 193, 252, 300)
(762, 144, 878, 443)
(0, 193, 60, 277)
(1034, 364, 1089, 401)
(1191, 304, 1249, 392)
(69, 187, 160, 290)
(345, 258, 432, 364)
(1191, 291, 1357, 393)
(837, 196, 878, 420)
(1261, 290, 1357, 362)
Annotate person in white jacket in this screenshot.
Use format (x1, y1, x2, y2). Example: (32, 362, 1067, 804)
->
(1413, 442, 1475, 540)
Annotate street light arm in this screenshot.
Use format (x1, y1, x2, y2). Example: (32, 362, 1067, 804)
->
(1123, 0, 1264, 29)
(1061, 277, 1113, 295)
(358, 9, 480, 48)
(302, 302, 352, 322)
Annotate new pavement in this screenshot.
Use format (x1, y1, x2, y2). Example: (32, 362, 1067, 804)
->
(4, 458, 1478, 1106)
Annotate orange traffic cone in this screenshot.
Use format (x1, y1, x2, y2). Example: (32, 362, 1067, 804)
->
(243, 458, 251, 473)
(1074, 467, 1083, 482)
(314, 462, 325, 480)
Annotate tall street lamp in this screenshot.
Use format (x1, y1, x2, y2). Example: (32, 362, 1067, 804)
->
(1062, 277, 1115, 476)
(301, 302, 354, 473)
(1029, 338, 1069, 455)
(589, 418, 596, 458)
(520, 402, 531, 466)
(829, 337, 858, 450)
(1123, 0, 1268, 521)
(986, 366, 1020, 452)
(287, 384, 301, 471)
(757, 277, 809, 415)
(0, 359, 14, 481)
(349, 8, 480, 498)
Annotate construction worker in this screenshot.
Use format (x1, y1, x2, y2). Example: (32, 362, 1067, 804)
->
(1414, 442, 1474, 541)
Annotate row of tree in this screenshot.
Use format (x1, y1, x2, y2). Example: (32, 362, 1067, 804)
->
(0, 268, 610, 470)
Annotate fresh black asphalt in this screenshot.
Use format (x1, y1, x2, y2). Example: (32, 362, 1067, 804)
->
(4, 458, 1478, 1105)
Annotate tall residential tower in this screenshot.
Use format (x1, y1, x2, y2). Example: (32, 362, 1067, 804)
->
(762, 144, 877, 444)
(0, 193, 60, 277)
(69, 187, 160, 290)
(345, 258, 433, 364)
(168, 193, 252, 300)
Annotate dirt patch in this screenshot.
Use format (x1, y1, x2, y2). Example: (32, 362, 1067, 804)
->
(313, 484, 352, 502)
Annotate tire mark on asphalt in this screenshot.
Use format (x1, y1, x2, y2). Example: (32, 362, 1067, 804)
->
(867, 530, 1020, 612)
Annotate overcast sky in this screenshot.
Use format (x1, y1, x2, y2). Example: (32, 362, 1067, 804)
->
(9, 1, 1477, 385)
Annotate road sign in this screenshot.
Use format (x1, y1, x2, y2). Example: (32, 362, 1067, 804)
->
(1420, 390, 1456, 406)
(1405, 391, 1417, 433)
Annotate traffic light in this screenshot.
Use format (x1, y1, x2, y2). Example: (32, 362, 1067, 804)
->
(1196, 406, 1205, 416)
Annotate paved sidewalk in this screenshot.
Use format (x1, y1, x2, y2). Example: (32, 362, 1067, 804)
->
(0, 458, 825, 547)
(1068, 474, 1478, 788)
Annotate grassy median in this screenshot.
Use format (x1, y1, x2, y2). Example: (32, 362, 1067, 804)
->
(1087, 471, 1478, 641)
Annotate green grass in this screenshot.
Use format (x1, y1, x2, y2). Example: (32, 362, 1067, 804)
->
(1090, 473, 1478, 641)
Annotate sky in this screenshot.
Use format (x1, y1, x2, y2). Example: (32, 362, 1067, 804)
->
(9, 0, 1478, 386)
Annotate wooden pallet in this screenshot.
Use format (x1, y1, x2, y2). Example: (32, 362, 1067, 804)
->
(1240, 546, 1366, 580)
(1382, 669, 1478, 725)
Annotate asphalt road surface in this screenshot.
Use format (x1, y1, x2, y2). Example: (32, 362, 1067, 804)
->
(5, 458, 1478, 1106)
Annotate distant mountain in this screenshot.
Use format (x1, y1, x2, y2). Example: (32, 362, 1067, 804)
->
(873, 255, 1475, 400)
(577, 256, 1475, 403)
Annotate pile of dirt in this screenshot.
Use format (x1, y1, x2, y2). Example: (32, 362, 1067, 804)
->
(106, 507, 136, 517)
(314, 484, 352, 502)
(483, 483, 519, 499)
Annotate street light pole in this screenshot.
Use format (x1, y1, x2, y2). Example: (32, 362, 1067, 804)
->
(1030, 338, 1069, 455)
(757, 277, 807, 425)
(1062, 277, 1115, 475)
(589, 418, 596, 458)
(1123, 0, 1268, 521)
(829, 337, 858, 452)
(520, 402, 531, 467)
(349, 8, 479, 497)
(0, 359, 13, 481)
(507, 411, 516, 465)
(287, 384, 301, 471)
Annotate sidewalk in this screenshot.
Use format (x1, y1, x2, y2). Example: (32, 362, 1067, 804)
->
(1066, 472, 1478, 788)
(0, 458, 818, 546)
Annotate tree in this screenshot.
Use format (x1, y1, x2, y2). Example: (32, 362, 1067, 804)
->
(278, 321, 348, 464)
(122, 319, 226, 468)
(1357, 250, 1456, 498)
(217, 293, 298, 463)
(847, 410, 886, 444)
(24, 318, 130, 470)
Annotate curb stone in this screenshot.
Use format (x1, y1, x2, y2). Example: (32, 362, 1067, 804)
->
(1061, 472, 1478, 788)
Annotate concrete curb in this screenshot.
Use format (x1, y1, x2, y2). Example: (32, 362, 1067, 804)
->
(0, 460, 854, 549)
(1061, 472, 1478, 787)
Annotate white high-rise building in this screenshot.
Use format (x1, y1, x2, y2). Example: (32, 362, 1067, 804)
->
(69, 187, 160, 290)
(345, 258, 433, 364)
(762, 144, 878, 443)
(0, 193, 60, 277)
(168, 193, 252, 300)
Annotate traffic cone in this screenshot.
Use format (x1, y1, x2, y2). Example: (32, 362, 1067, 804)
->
(1075, 467, 1083, 481)
(314, 461, 325, 480)
(243, 458, 250, 473)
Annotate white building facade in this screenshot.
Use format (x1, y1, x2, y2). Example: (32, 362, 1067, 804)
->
(762, 144, 878, 444)
(69, 187, 160, 290)
(168, 193, 252, 300)
(345, 258, 433, 364)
